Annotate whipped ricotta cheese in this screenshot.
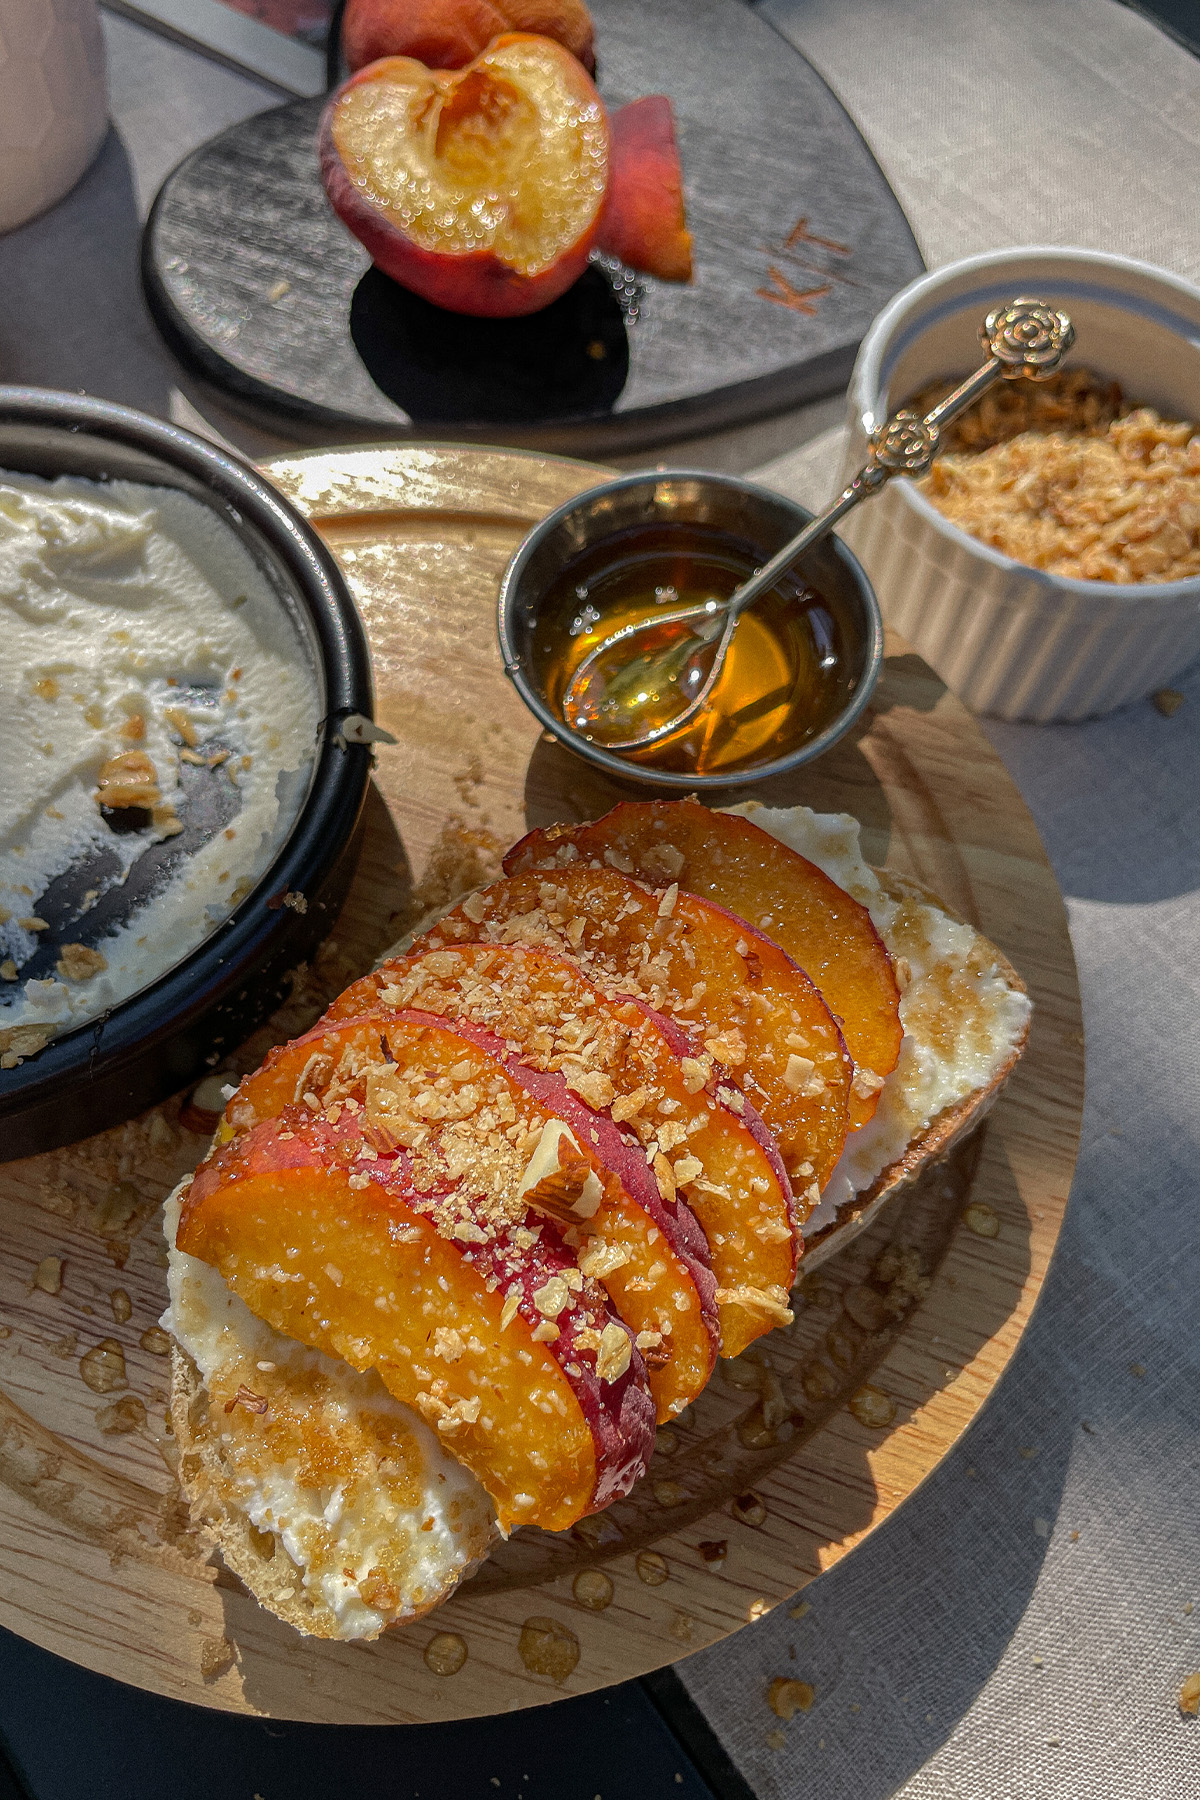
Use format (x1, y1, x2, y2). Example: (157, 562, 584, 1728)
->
(727, 804, 1031, 1234)
(0, 471, 320, 1060)
(163, 1190, 496, 1640)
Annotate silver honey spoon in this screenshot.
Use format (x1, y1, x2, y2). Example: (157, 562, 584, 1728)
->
(562, 297, 1076, 754)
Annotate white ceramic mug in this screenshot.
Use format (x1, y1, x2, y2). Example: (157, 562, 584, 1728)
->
(0, 0, 107, 234)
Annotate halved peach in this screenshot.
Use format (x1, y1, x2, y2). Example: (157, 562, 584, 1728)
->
(597, 97, 692, 281)
(181, 1108, 654, 1530)
(506, 801, 902, 1128)
(321, 942, 798, 1355)
(420, 867, 852, 1189)
(343, 0, 596, 77)
(220, 1007, 717, 1417)
(319, 36, 608, 318)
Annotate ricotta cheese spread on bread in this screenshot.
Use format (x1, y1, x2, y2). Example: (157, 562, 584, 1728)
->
(163, 1188, 495, 1640)
(0, 472, 319, 1059)
(728, 805, 1032, 1233)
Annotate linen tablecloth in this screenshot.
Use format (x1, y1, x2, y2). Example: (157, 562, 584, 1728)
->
(0, 4, 1196, 1795)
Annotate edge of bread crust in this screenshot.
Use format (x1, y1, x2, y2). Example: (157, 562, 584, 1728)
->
(171, 856, 1029, 1630)
(169, 1345, 493, 1640)
(376, 868, 1032, 1276)
(170, 1343, 343, 1639)
(800, 924, 1030, 1272)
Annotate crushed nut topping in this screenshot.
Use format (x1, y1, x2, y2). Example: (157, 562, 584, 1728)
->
(850, 1066, 885, 1100)
(595, 1320, 632, 1383)
(532, 1276, 571, 1320)
(95, 749, 159, 810)
(714, 1284, 794, 1326)
(224, 1384, 268, 1415)
(704, 1029, 747, 1068)
(55, 943, 108, 983)
(432, 1327, 466, 1362)
(577, 1238, 631, 1281)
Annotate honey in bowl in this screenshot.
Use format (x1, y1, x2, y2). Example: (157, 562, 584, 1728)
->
(533, 523, 850, 775)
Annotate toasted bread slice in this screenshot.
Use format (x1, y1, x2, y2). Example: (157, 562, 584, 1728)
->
(165, 1186, 496, 1642)
(801, 938, 1029, 1269)
(163, 800, 1031, 1641)
(727, 811, 1032, 1267)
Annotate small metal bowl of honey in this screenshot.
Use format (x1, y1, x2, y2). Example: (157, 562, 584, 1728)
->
(498, 470, 883, 789)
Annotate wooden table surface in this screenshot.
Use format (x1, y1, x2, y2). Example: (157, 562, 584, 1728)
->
(0, 446, 1082, 1723)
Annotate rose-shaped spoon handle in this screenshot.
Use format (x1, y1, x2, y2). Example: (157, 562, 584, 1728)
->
(718, 298, 1077, 629)
(563, 298, 1075, 752)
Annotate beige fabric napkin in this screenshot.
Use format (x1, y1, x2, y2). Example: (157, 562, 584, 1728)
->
(673, 4, 1200, 1795)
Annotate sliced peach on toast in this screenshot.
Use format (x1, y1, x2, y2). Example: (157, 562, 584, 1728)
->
(220, 1009, 716, 1416)
(321, 942, 798, 1356)
(180, 1108, 654, 1530)
(505, 800, 903, 1128)
(421, 867, 852, 1190)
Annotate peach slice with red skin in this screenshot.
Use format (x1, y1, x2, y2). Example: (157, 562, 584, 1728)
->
(343, 0, 597, 76)
(181, 1106, 654, 1531)
(321, 941, 798, 1356)
(505, 800, 902, 1128)
(319, 36, 609, 318)
(221, 1006, 718, 1415)
(597, 97, 692, 281)
(421, 867, 852, 1191)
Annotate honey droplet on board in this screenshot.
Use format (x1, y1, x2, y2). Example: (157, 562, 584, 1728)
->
(140, 1325, 171, 1356)
(731, 1492, 767, 1527)
(843, 1285, 889, 1333)
(572, 1569, 614, 1611)
(636, 1551, 669, 1587)
(80, 1338, 127, 1393)
(94, 1182, 139, 1239)
(848, 1385, 896, 1429)
(518, 1617, 580, 1682)
(424, 1632, 468, 1676)
(110, 1289, 132, 1324)
(31, 1256, 63, 1295)
(963, 1201, 1000, 1238)
(96, 1395, 147, 1435)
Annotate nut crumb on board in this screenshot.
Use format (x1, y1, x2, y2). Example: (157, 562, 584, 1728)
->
(199, 1636, 237, 1680)
(768, 1676, 815, 1719)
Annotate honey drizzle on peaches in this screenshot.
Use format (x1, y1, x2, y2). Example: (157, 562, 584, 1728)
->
(182, 1094, 655, 1532)
(322, 939, 794, 1359)
(219, 1007, 718, 1423)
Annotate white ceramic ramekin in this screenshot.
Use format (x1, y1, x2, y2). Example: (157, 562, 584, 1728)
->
(838, 247, 1200, 721)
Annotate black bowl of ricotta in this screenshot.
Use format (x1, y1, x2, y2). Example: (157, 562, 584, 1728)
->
(0, 388, 372, 1160)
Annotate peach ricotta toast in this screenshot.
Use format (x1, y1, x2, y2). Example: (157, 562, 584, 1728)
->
(163, 799, 1029, 1638)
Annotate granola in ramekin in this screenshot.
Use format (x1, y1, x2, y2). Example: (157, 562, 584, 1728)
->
(909, 369, 1200, 584)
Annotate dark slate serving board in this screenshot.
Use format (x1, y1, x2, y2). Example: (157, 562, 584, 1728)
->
(141, 0, 923, 451)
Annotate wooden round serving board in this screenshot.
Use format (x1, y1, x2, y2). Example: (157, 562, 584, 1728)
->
(141, 0, 923, 451)
(0, 446, 1083, 1724)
